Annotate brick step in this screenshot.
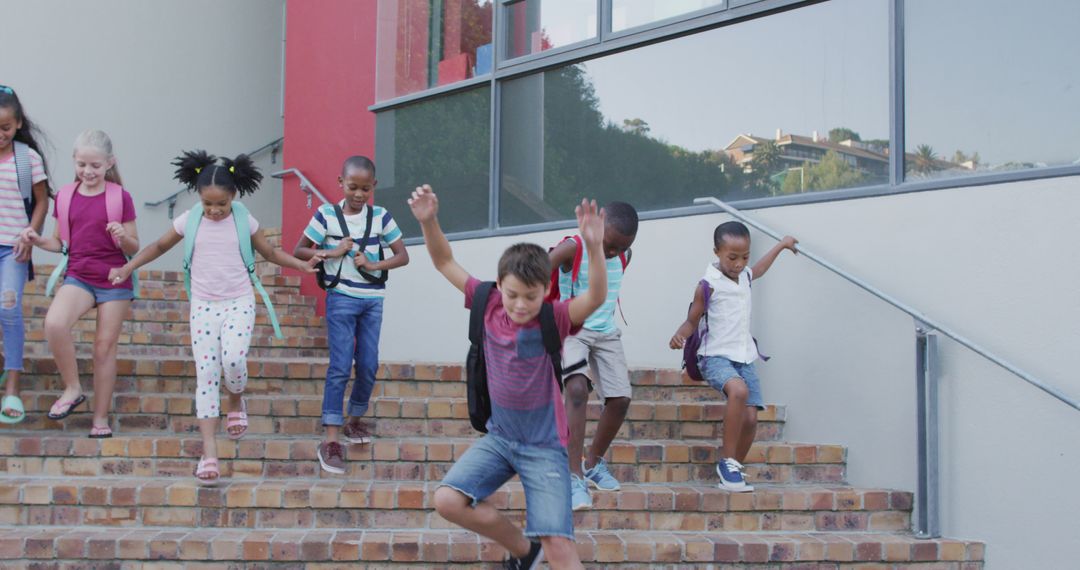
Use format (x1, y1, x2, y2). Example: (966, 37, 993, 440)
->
(9, 358, 718, 400)
(0, 526, 985, 567)
(25, 266, 309, 300)
(0, 478, 912, 533)
(0, 435, 845, 484)
(9, 391, 787, 441)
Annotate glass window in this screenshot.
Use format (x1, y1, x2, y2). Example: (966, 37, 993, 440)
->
(611, 0, 725, 33)
(905, 0, 1080, 180)
(505, 0, 597, 59)
(376, 0, 494, 101)
(499, 0, 888, 227)
(375, 87, 491, 237)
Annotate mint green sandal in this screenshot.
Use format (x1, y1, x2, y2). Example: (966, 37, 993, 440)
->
(0, 394, 25, 424)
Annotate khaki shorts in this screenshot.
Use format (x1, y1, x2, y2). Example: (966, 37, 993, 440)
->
(561, 328, 631, 400)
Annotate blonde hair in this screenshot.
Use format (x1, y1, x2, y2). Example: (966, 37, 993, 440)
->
(73, 129, 123, 185)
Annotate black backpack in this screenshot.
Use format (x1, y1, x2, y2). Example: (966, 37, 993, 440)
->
(467, 281, 564, 433)
(317, 204, 389, 290)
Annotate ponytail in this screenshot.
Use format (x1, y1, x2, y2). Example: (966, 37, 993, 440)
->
(172, 150, 263, 196)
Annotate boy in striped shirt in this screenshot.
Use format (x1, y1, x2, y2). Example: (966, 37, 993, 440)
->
(548, 202, 638, 510)
(293, 156, 410, 474)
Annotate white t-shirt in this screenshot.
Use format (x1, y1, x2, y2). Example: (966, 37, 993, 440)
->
(699, 263, 757, 364)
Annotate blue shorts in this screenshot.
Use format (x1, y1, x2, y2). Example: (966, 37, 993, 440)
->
(439, 433, 574, 540)
(699, 356, 766, 410)
(63, 276, 134, 306)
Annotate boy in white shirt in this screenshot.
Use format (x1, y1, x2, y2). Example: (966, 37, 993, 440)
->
(669, 221, 797, 492)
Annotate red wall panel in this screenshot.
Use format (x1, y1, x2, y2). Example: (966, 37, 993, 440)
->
(282, 0, 378, 309)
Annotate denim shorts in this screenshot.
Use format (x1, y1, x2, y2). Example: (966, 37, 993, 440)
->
(439, 433, 574, 540)
(63, 276, 134, 306)
(699, 355, 766, 410)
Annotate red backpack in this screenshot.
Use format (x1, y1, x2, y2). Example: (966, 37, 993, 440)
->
(545, 235, 629, 303)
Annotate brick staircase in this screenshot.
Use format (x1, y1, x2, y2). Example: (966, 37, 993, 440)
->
(0, 244, 985, 568)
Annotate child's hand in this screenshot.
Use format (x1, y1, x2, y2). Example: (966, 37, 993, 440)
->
(669, 322, 695, 350)
(354, 255, 371, 271)
(330, 237, 353, 258)
(108, 265, 133, 286)
(106, 222, 127, 243)
(301, 253, 324, 274)
(408, 185, 438, 222)
(576, 199, 605, 250)
(13, 239, 30, 262)
(780, 235, 798, 253)
(19, 227, 40, 245)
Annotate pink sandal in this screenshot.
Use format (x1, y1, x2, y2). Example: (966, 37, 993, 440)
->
(194, 456, 220, 485)
(226, 398, 248, 440)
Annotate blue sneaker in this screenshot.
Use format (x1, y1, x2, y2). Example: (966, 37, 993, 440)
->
(583, 458, 621, 491)
(571, 474, 592, 510)
(716, 457, 753, 492)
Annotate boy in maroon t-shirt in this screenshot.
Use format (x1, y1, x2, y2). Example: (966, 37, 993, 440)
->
(409, 184, 607, 570)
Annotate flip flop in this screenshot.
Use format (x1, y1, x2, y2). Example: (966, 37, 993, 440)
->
(225, 398, 248, 440)
(47, 394, 86, 420)
(0, 394, 25, 424)
(89, 425, 113, 439)
(194, 456, 220, 486)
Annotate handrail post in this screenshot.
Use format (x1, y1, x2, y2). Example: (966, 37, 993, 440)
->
(914, 319, 940, 538)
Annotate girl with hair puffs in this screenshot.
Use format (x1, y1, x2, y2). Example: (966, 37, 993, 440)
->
(109, 150, 322, 484)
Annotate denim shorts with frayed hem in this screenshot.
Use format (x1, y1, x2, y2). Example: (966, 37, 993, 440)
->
(699, 355, 766, 410)
(439, 433, 575, 540)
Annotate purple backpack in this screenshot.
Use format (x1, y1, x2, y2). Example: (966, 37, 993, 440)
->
(681, 277, 769, 381)
(682, 280, 712, 381)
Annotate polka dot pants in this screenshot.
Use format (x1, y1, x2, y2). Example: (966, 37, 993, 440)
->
(190, 295, 256, 419)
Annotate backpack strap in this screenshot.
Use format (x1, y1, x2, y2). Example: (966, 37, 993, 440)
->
(317, 204, 350, 291)
(12, 142, 32, 201)
(353, 205, 388, 285)
(698, 279, 713, 348)
(44, 183, 80, 296)
(471, 281, 495, 345)
(104, 182, 124, 246)
(538, 303, 565, 392)
(232, 202, 283, 339)
(182, 203, 205, 302)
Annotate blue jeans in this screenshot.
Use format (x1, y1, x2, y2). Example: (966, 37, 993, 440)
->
(440, 433, 575, 540)
(0, 247, 27, 371)
(321, 292, 383, 426)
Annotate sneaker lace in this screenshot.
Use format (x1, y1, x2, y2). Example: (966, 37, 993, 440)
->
(723, 457, 745, 474)
(326, 442, 344, 461)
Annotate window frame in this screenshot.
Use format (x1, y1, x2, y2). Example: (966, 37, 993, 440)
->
(369, 0, 1080, 245)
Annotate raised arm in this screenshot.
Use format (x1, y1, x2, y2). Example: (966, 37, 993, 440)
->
(669, 283, 707, 349)
(567, 199, 607, 326)
(108, 228, 183, 285)
(408, 184, 469, 293)
(750, 235, 798, 280)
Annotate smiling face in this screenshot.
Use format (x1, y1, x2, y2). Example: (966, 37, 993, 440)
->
(73, 147, 115, 188)
(0, 106, 19, 155)
(199, 184, 234, 221)
(714, 235, 751, 281)
(496, 274, 549, 325)
(339, 167, 376, 214)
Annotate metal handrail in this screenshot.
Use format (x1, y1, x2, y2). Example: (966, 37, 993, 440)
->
(270, 168, 332, 209)
(145, 137, 285, 217)
(694, 196, 1078, 413)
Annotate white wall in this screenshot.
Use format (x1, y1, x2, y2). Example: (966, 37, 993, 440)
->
(4, 0, 285, 268)
(381, 176, 1080, 569)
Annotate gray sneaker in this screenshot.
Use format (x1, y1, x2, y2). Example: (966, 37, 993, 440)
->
(343, 421, 373, 445)
(317, 441, 346, 474)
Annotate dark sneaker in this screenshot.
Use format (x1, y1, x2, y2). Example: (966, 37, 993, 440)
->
(504, 540, 543, 570)
(342, 420, 373, 445)
(716, 457, 753, 492)
(317, 441, 346, 474)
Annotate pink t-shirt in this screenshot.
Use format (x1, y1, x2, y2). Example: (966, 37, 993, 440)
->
(53, 187, 136, 289)
(173, 208, 260, 301)
(464, 276, 579, 448)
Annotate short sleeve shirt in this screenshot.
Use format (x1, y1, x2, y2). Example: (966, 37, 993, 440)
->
(174, 207, 260, 301)
(0, 147, 47, 246)
(465, 276, 579, 448)
(303, 201, 403, 299)
(54, 187, 136, 289)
